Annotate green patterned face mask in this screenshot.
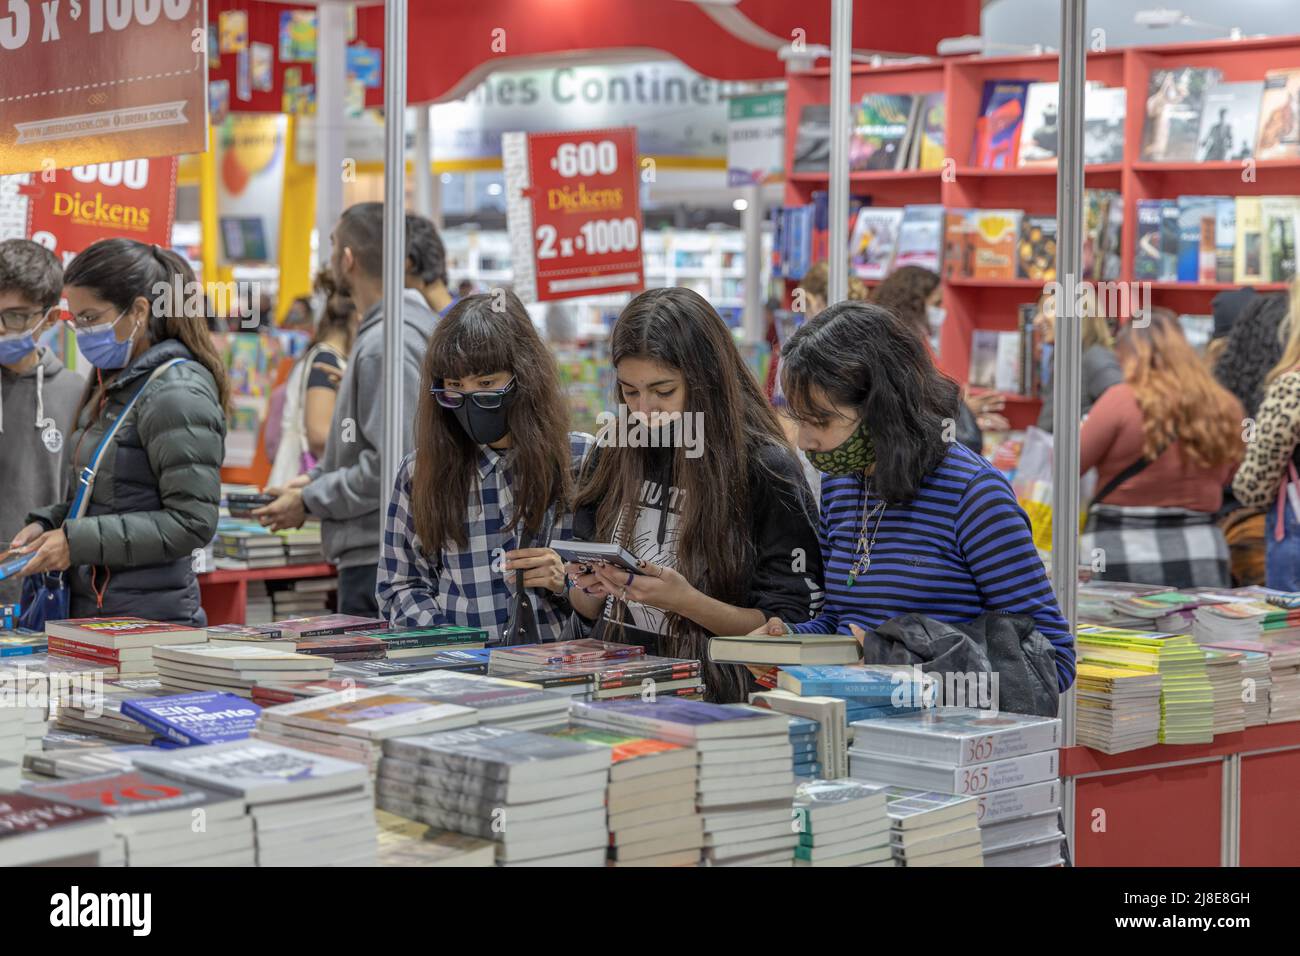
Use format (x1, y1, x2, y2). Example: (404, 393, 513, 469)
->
(806, 420, 875, 476)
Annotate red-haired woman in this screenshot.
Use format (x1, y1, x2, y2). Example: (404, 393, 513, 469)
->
(1080, 308, 1244, 587)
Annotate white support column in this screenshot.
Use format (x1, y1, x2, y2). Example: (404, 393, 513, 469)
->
(414, 105, 435, 221)
(827, 0, 852, 305)
(1055, 0, 1087, 864)
(380, 0, 409, 519)
(314, 2, 349, 264)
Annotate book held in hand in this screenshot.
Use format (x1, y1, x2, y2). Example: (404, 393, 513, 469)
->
(708, 632, 861, 667)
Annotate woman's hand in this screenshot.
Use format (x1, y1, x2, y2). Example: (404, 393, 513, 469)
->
(17, 528, 71, 576)
(590, 560, 693, 614)
(751, 616, 788, 636)
(254, 487, 307, 531)
(5, 522, 45, 555)
(565, 561, 608, 598)
(505, 547, 566, 594)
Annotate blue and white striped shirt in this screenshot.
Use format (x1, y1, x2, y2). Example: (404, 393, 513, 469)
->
(377, 432, 595, 641)
(792, 442, 1075, 691)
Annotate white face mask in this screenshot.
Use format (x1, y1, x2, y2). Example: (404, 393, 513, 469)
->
(926, 305, 946, 333)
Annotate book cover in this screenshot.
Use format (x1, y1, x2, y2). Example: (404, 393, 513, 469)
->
(267, 688, 478, 740)
(792, 104, 831, 173)
(993, 333, 1022, 394)
(1197, 81, 1263, 161)
(1083, 188, 1123, 281)
(44, 618, 206, 649)
(1234, 196, 1265, 283)
(1177, 195, 1220, 282)
(1140, 67, 1220, 161)
(777, 664, 909, 699)
(852, 747, 1060, 795)
(893, 204, 945, 272)
(273, 614, 388, 638)
(1017, 82, 1059, 166)
(1256, 69, 1300, 160)
(1016, 216, 1057, 281)
(383, 724, 611, 779)
(916, 92, 946, 170)
(490, 640, 643, 667)
(375, 626, 490, 649)
(942, 208, 974, 279)
(121, 692, 262, 746)
(206, 623, 286, 642)
(1159, 200, 1180, 280)
(132, 740, 370, 801)
(547, 726, 687, 765)
(849, 207, 904, 280)
(850, 94, 915, 171)
(1084, 86, 1126, 164)
(1262, 196, 1299, 281)
(970, 80, 1030, 169)
(153, 644, 332, 671)
(851, 708, 1060, 766)
(29, 768, 243, 819)
(571, 697, 786, 741)
(0, 792, 107, 834)
(1135, 199, 1164, 280)
(969, 209, 1022, 280)
(1215, 197, 1237, 283)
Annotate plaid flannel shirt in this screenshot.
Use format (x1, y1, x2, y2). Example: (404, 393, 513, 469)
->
(377, 432, 595, 642)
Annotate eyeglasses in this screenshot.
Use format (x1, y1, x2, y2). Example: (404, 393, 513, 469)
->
(70, 306, 121, 330)
(430, 377, 517, 410)
(0, 306, 56, 333)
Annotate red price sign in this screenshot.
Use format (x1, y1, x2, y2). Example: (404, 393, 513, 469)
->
(503, 126, 644, 303)
(21, 156, 178, 266)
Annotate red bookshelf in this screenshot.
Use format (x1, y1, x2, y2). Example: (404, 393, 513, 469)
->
(781, 34, 1300, 433)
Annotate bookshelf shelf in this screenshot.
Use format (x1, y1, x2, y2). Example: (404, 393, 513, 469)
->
(782, 33, 1300, 391)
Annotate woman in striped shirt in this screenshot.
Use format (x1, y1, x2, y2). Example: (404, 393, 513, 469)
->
(761, 301, 1075, 691)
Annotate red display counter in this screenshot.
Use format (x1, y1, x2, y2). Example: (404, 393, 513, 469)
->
(197, 564, 337, 626)
(1063, 723, 1300, 866)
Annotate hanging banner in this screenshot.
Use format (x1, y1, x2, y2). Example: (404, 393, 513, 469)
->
(0, 0, 208, 176)
(727, 92, 785, 187)
(503, 126, 644, 303)
(215, 113, 287, 265)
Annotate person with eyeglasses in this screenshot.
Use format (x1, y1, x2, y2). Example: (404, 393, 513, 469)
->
(255, 203, 438, 616)
(0, 240, 84, 606)
(376, 291, 594, 639)
(9, 238, 229, 625)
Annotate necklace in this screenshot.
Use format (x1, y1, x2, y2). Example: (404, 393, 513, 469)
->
(847, 478, 886, 587)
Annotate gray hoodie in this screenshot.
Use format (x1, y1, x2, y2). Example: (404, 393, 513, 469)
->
(0, 348, 84, 604)
(301, 289, 436, 569)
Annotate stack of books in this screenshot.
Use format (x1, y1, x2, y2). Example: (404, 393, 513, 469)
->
(1205, 638, 1300, 723)
(487, 639, 645, 675)
(1204, 645, 1271, 726)
(707, 632, 861, 668)
(55, 687, 160, 747)
(279, 526, 324, 564)
(217, 525, 288, 569)
(0, 630, 46, 657)
(884, 788, 984, 867)
(30, 768, 253, 866)
(207, 623, 292, 650)
(572, 698, 798, 866)
(46, 617, 207, 679)
(850, 708, 1060, 802)
(153, 644, 335, 698)
(750, 689, 848, 778)
(1204, 649, 1247, 736)
(136, 740, 377, 866)
(332, 649, 491, 683)
(379, 725, 613, 866)
(1076, 626, 1214, 744)
(549, 725, 703, 866)
(120, 691, 262, 747)
(269, 578, 333, 618)
(0, 666, 46, 760)
(1074, 663, 1162, 753)
(497, 655, 703, 702)
(24, 744, 158, 780)
(1078, 581, 1174, 629)
(272, 613, 387, 639)
(375, 809, 495, 866)
(385, 671, 573, 731)
(793, 779, 893, 867)
(777, 665, 926, 726)
(0, 792, 118, 865)
(292, 633, 388, 662)
(245, 582, 274, 624)
(788, 715, 820, 778)
(254, 686, 478, 775)
(249, 676, 374, 707)
(366, 626, 488, 660)
(974, 780, 1066, 867)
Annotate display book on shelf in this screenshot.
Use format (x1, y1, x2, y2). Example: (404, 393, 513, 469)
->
(779, 37, 1300, 420)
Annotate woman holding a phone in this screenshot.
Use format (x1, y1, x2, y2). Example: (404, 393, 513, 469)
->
(566, 287, 822, 703)
(376, 292, 593, 640)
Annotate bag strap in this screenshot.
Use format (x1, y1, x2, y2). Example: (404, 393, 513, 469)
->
(1091, 451, 1160, 507)
(68, 358, 187, 521)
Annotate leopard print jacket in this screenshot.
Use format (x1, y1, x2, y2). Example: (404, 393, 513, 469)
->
(1234, 369, 1300, 509)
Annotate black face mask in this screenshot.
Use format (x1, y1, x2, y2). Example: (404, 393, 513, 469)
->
(450, 388, 517, 445)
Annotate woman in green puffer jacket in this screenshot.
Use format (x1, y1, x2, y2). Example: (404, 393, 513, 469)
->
(10, 239, 229, 625)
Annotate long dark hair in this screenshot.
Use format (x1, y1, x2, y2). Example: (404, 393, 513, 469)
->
(412, 291, 574, 552)
(1213, 291, 1288, 418)
(64, 238, 231, 413)
(781, 300, 959, 504)
(870, 265, 940, 340)
(575, 287, 801, 704)
(308, 268, 356, 354)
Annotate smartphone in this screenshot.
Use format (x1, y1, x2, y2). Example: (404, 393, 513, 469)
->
(227, 492, 277, 518)
(0, 553, 32, 581)
(551, 541, 642, 574)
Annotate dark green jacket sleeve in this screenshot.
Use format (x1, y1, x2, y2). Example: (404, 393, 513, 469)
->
(63, 368, 225, 568)
(28, 500, 71, 532)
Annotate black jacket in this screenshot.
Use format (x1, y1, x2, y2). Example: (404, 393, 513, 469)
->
(29, 339, 226, 625)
